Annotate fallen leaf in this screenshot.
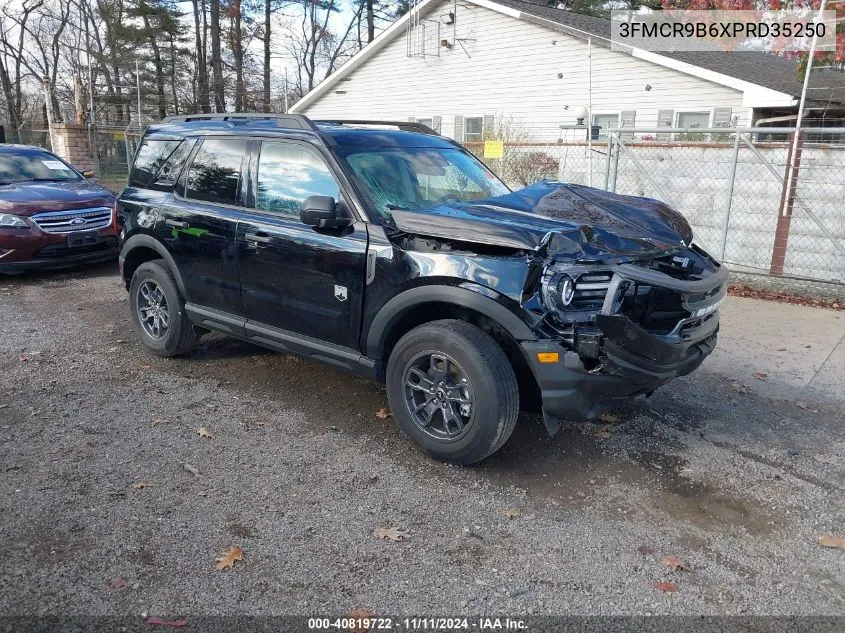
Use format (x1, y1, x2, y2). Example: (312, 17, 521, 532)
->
(347, 609, 376, 633)
(817, 534, 845, 550)
(730, 382, 749, 394)
(146, 617, 189, 628)
(662, 555, 686, 571)
(654, 581, 678, 593)
(132, 482, 151, 490)
(833, 303, 840, 309)
(197, 426, 214, 439)
(140, 364, 152, 370)
(503, 508, 521, 519)
(151, 418, 169, 426)
(374, 407, 392, 420)
(214, 546, 244, 571)
(183, 463, 201, 477)
(19, 355, 29, 362)
(598, 412, 621, 424)
(596, 427, 612, 439)
(637, 545, 654, 555)
(109, 577, 127, 589)
(753, 372, 768, 381)
(373, 526, 408, 541)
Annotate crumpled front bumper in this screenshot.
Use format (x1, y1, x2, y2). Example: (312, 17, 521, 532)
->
(522, 260, 726, 434)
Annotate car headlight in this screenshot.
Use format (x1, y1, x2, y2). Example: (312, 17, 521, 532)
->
(0, 213, 28, 228)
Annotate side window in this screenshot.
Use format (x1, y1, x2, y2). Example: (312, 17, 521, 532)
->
(184, 138, 247, 205)
(153, 139, 196, 190)
(129, 138, 182, 187)
(255, 141, 340, 216)
(464, 117, 483, 143)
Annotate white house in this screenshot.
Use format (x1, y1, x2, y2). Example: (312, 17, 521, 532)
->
(290, 0, 845, 142)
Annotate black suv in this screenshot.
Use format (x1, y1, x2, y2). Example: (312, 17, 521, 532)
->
(117, 114, 726, 464)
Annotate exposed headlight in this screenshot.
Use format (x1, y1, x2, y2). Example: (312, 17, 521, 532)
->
(0, 213, 28, 228)
(541, 266, 614, 322)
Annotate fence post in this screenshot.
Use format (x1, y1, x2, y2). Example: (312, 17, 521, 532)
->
(719, 130, 742, 261)
(610, 133, 620, 192)
(770, 131, 803, 276)
(603, 136, 612, 190)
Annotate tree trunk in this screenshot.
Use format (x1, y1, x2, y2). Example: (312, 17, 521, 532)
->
(232, 0, 244, 112)
(144, 15, 167, 119)
(263, 0, 271, 112)
(209, 0, 225, 112)
(366, 0, 374, 42)
(191, 0, 210, 113)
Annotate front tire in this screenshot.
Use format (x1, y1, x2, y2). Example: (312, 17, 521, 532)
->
(386, 319, 519, 465)
(128, 260, 197, 357)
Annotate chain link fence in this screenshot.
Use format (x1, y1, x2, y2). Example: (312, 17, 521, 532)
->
(466, 125, 845, 286)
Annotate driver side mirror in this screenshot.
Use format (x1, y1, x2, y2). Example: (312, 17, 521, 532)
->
(82, 170, 96, 179)
(300, 195, 353, 229)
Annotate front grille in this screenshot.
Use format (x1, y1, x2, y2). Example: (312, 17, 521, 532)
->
(31, 207, 113, 234)
(568, 272, 613, 312)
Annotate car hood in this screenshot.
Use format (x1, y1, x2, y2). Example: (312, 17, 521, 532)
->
(390, 181, 693, 262)
(0, 179, 115, 216)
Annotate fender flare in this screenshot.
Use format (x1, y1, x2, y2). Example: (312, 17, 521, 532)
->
(119, 233, 187, 297)
(365, 284, 536, 359)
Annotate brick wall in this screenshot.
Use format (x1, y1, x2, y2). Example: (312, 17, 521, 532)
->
(51, 123, 98, 177)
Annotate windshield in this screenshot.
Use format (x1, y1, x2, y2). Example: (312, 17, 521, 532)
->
(0, 151, 80, 186)
(337, 147, 509, 220)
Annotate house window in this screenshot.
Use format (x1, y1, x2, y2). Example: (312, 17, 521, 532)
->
(677, 111, 710, 130)
(417, 118, 433, 129)
(464, 117, 483, 142)
(592, 114, 619, 140)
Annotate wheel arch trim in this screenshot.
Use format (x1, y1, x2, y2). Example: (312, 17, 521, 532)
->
(365, 284, 535, 359)
(119, 233, 187, 297)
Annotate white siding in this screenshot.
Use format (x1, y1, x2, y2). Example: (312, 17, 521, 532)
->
(297, 1, 750, 139)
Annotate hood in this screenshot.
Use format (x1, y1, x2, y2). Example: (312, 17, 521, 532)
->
(390, 181, 693, 262)
(0, 179, 116, 216)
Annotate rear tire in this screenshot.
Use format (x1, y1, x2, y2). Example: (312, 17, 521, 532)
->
(386, 319, 519, 465)
(129, 260, 197, 357)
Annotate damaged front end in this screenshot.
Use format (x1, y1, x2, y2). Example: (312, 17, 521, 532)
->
(529, 243, 726, 434)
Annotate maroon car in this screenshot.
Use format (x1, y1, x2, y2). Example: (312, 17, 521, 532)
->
(0, 144, 118, 274)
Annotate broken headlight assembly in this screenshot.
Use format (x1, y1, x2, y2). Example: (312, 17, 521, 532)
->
(540, 265, 615, 324)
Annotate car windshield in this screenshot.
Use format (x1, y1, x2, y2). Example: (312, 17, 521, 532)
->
(0, 151, 80, 185)
(337, 147, 509, 220)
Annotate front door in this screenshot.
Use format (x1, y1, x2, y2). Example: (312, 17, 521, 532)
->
(157, 137, 249, 315)
(236, 139, 368, 351)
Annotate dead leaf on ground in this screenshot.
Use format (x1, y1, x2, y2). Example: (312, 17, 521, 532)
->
(753, 372, 768, 381)
(817, 534, 845, 550)
(598, 412, 621, 424)
(108, 577, 127, 589)
(653, 581, 678, 593)
(132, 481, 151, 490)
(596, 427, 612, 439)
(347, 610, 376, 633)
(662, 555, 686, 571)
(637, 545, 654, 555)
(140, 364, 152, 370)
(214, 546, 244, 571)
(730, 382, 749, 394)
(19, 355, 29, 362)
(374, 407, 392, 420)
(151, 418, 169, 426)
(503, 508, 521, 519)
(197, 426, 214, 439)
(146, 617, 189, 628)
(183, 463, 201, 477)
(373, 526, 408, 541)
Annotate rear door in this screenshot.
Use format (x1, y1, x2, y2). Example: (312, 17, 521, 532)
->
(236, 138, 368, 351)
(156, 137, 249, 316)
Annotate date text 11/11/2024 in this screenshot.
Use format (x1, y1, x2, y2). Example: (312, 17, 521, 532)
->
(307, 617, 529, 630)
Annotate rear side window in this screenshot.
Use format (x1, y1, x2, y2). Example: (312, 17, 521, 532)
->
(184, 139, 247, 206)
(129, 139, 182, 187)
(154, 139, 196, 188)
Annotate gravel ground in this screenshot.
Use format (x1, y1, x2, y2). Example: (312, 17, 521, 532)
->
(0, 263, 843, 618)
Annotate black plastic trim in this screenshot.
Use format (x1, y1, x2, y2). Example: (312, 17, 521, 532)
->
(365, 284, 536, 359)
(119, 233, 187, 296)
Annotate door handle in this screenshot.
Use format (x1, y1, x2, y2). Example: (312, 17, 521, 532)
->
(244, 232, 272, 244)
(165, 218, 189, 228)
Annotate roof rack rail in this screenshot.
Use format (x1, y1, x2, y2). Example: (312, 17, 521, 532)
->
(161, 112, 319, 131)
(314, 119, 438, 136)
